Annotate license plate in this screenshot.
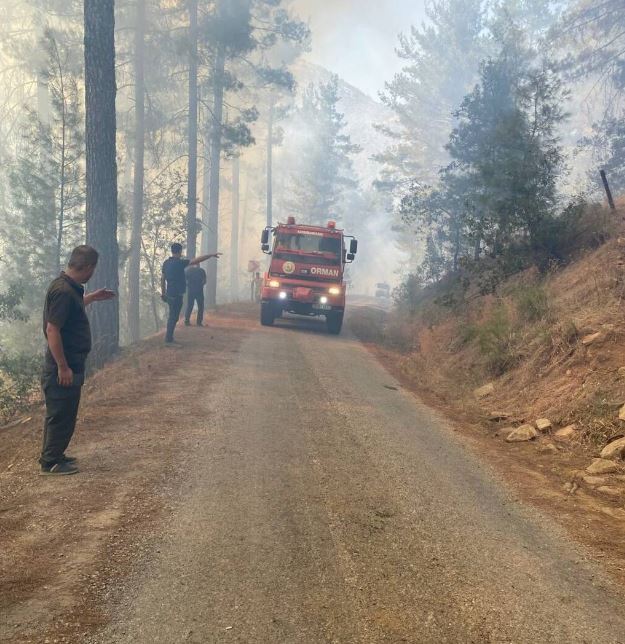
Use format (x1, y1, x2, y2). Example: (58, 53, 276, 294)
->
(316, 304, 332, 311)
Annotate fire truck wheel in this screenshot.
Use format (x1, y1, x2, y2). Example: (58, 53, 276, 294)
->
(326, 311, 344, 335)
(260, 302, 275, 326)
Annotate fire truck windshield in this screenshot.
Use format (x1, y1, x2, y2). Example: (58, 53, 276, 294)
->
(274, 233, 341, 265)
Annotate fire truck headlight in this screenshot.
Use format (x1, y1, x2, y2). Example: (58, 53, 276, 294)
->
(328, 287, 341, 295)
(269, 280, 280, 288)
(319, 296, 328, 304)
(279, 291, 287, 300)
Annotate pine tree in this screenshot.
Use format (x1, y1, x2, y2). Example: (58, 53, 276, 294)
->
(128, 0, 147, 344)
(445, 26, 566, 256)
(200, 0, 308, 307)
(399, 20, 568, 271)
(84, 0, 119, 367)
(375, 0, 487, 193)
(1, 27, 84, 293)
(287, 76, 360, 226)
(558, 0, 625, 195)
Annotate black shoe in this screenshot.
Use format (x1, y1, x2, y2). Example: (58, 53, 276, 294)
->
(61, 454, 78, 464)
(184, 321, 191, 327)
(40, 461, 79, 476)
(197, 323, 204, 327)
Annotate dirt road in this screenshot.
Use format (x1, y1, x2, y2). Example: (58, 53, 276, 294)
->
(94, 312, 625, 643)
(3, 307, 625, 642)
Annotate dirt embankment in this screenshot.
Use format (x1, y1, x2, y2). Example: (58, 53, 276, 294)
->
(0, 307, 256, 643)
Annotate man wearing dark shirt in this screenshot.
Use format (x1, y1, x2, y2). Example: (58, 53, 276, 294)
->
(184, 265, 207, 327)
(160, 243, 220, 343)
(41, 245, 116, 475)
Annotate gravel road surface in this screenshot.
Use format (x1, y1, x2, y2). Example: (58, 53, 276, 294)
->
(93, 315, 625, 643)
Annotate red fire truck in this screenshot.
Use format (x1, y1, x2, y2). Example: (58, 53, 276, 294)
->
(259, 217, 358, 334)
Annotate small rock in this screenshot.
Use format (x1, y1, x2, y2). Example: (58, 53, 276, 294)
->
(506, 424, 539, 442)
(618, 367, 625, 379)
(495, 426, 516, 438)
(586, 458, 620, 475)
(582, 475, 609, 486)
(554, 425, 577, 441)
(488, 411, 512, 421)
(596, 486, 622, 498)
(600, 437, 625, 460)
(619, 404, 625, 421)
(535, 418, 552, 432)
(582, 332, 602, 346)
(539, 443, 558, 454)
(474, 382, 495, 399)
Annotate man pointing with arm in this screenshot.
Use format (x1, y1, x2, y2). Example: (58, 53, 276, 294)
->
(40, 245, 116, 475)
(161, 242, 221, 344)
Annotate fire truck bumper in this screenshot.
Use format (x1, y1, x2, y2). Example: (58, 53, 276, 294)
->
(263, 299, 343, 316)
(261, 282, 345, 317)
(262, 295, 344, 316)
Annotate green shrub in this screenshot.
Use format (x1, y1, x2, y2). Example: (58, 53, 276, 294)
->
(471, 305, 519, 375)
(514, 285, 551, 323)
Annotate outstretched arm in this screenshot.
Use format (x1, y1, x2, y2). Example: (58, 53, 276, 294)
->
(84, 289, 116, 306)
(189, 252, 222, 266)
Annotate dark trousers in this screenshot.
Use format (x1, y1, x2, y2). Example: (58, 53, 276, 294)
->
(40, 373, 82, 467)
(185, 290, 204, 325)
(166, 295, 184, 342)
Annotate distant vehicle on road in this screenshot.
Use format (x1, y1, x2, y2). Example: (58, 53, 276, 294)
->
(259, 217, 358, 334)
(375, 282, 391, 299)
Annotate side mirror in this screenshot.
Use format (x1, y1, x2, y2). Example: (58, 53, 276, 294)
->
(346, 253, 355, 261)
(261, 229, 269, 245)
(349, 239, 358, 254)
(262, 244, 270, 252)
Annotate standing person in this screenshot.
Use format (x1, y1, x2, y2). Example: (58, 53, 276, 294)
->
(40, 245, 116, 476)
(184, 264, 206, 327)
(161, 243, 220, 343)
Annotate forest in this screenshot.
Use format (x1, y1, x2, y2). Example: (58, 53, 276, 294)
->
(0, 0, 623, 418)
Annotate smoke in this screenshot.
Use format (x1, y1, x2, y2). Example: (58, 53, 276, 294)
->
(290, 0, 426, 98)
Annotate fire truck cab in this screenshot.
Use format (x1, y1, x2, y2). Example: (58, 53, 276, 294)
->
(260, 217, 358, 334)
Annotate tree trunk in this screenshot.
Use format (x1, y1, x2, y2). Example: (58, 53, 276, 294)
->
(205, 42, 226, 309)
(230, 156, 240, 301)
(84, 0, 119, 368)
(128, 0, 146, 344)
(201, 111, 211, 255)
(266, 94, 274, 227)
(186, 0, 198, 258)
(452, 216, 460, 273)
(57, 99, 66, 275)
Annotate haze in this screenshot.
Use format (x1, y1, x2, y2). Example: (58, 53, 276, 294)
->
(292, 0, 427, 97)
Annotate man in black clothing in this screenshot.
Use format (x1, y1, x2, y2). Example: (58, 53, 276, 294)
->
(161, 243, 220, 343)
(185, 264, 207, 326)
(41, 245, 116, 476)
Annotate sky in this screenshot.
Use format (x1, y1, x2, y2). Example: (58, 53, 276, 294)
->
(291, 0, 428, 99)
